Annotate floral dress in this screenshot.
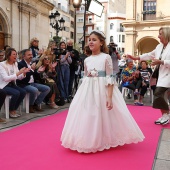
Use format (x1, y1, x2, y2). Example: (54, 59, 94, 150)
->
(60, 52, 144, 153)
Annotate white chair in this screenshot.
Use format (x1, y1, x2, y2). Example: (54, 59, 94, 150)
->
(122, 87, 134, 98)
(22, 93, 30, 114)
(147, 87, 154, 103)
(1, 93, 30, 119)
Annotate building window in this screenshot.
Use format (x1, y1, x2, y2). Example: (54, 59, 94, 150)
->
(71, 21, 74, 28)
(110, 23, 114, 30)
(119, 35, 121, 42)
(70, 32, 74, 39)
(65, 27, 70, 32)
(110, 36, 114, 42)
(77, 18, 84, 22)
(143, 0, 156, 20)
(63, 15, 70, 22)
(122, 35, 125, 42)
(96, 27, 102, 31)
(77, 27, 83, 33)
(122, 48, 125, 53)
(120, 24, 124, 32)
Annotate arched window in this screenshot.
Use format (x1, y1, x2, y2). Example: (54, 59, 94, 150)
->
(110, 23, 114, 30)
(110, 36, 113, 42)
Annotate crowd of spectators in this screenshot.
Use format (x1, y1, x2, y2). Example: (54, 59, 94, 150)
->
(0, 38, 84, 123)
(0, 38, 156, 124)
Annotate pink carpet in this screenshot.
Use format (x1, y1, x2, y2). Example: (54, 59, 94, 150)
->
(0, 105, 170, 170)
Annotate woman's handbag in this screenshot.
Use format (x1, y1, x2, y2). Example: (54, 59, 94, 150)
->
(152, 65, 159, 79)
(152, 47, 164, 79)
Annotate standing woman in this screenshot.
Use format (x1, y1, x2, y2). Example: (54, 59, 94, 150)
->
(127, 27, 170, 125)
(57, 41, 72, 101)
(0, 48, 29, 118)
(46, 41, 57, 63)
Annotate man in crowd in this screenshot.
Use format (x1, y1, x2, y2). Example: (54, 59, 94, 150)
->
(66, 40, 80, 98)
(16, 49, 50, 113)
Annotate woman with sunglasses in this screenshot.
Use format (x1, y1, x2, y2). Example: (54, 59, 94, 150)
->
(36, 55, 59, 109)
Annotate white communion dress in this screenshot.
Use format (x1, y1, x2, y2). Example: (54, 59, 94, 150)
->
(61, 53, 145, 153)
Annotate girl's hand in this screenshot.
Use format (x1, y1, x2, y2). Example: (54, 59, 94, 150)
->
(106, 97, 113, 110)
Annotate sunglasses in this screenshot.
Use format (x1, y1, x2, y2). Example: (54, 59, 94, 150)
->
(44, 58, 49, 60)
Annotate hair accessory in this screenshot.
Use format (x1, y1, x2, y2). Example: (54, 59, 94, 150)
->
(90, 30, 106, 39)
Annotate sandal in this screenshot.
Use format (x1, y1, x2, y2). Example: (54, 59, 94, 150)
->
(50, 102, 59, 109)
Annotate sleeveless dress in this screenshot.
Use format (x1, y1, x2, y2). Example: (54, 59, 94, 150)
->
(61, 53, 145, 153)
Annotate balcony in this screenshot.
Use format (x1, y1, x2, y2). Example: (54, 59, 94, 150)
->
(142, 10, 156, 20)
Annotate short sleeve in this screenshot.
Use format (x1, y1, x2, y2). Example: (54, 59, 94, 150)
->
(105, 54, 115, 85)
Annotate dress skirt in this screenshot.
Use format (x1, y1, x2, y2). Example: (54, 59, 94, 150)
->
(60, 76, 145, 153)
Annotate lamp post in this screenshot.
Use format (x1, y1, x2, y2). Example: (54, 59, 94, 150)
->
(73, 0, 87, 50)
(49, 10, 65, 37)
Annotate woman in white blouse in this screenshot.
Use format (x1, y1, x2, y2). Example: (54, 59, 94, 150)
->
(0, 48, 30, 118)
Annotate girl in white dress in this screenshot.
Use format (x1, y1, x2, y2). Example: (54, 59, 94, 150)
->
(61, 30, 145, 153)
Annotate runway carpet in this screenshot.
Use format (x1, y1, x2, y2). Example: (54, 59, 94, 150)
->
(0, 105, 170, 170)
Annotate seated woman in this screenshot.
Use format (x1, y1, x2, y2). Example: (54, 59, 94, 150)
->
(0, 48, 30, 118)
(138, 61, 153, 105)
(121, 59, 142, 105)
(36, 54, 59, 109)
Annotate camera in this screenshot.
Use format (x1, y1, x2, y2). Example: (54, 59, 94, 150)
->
(53, 48, 65, 60)
(108, 42, 118, 55)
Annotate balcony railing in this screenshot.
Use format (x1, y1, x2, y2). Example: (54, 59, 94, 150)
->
(142, 10, 156, 15)
(86, 20, 95, 25)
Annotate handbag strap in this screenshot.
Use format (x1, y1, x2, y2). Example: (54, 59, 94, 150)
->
(159, 47, 164, 60)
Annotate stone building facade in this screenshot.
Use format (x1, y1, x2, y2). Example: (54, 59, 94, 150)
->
(0, 0, 54, 51)
(123, 0, 170, 55)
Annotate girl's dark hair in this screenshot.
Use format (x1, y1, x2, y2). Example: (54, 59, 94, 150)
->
(89, 31, 109, 54)
(5, 48, 16, 60)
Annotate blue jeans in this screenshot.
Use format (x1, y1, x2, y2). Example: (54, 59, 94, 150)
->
(57, 65, 70, 99)
(24, 83, 50, 105)
(68, 70, 75, 96)
(3, 85, 26, 111)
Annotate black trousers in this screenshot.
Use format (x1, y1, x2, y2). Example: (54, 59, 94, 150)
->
(0, 89, 7, 110)
(127, 80, 142, 100)
(153, 87, 169, 110)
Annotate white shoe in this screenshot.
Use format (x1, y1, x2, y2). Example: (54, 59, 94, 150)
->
(155, 117, 163, 125)
(160, 114, 169, 125)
